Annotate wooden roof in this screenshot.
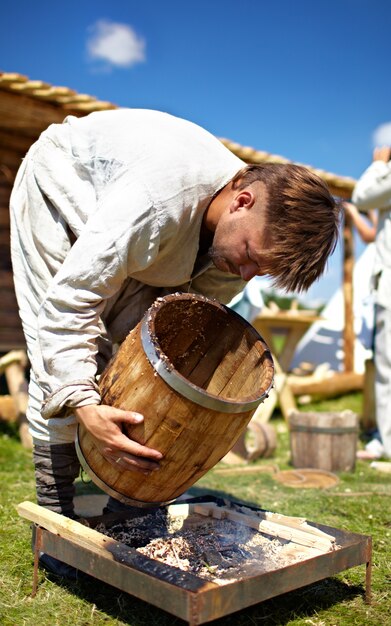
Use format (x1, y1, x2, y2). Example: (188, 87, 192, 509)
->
(0, 71, 356, 198)
(220, 139, 355, 199)
(0, 72, 117, 174)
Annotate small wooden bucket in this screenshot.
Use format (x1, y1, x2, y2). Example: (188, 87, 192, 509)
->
(76, 293, 274, 506)
(289, 410, 359, 472)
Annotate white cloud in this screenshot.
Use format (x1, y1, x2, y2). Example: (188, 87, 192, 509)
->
(87, 20, 145, 68)
(372, 122, 391, 147)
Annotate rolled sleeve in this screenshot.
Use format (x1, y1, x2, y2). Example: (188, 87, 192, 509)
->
(41, 379, 101, 419)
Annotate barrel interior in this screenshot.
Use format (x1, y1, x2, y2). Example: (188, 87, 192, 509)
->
(150, 298, 273, 403)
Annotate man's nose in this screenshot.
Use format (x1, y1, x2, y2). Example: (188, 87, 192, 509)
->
(239, 264, 259, 281)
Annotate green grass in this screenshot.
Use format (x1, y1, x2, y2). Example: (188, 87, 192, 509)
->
(0, 394, 390, 626)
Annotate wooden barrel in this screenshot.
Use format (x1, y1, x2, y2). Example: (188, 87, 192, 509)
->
(76, 293, 274, 506)
(229, 421, 277, 461)
(289, 410, 359, 472)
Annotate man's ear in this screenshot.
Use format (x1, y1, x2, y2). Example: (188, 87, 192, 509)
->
(230, 189, 256, 213)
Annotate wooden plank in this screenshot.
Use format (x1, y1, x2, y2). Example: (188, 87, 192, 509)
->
(18, 501, 116, 551)
(38, 530, 199, 623)
(343, 213, 355, 372)
(288, 371, 364, 397)
(195, 536, 371, 623)
(168, 502, 330, 539)
(212, 464, 277, 475)
(18, 501, 215, 595)
(273, 358, 296, 419)
(192, 503, 335, 552)
(252, 314, 320, 372)
(19, 500, 334, 565)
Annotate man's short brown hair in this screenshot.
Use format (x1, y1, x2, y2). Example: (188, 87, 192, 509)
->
(231, 163, 341, 292)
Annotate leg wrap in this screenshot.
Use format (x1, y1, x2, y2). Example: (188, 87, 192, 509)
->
(33, 442, 80, 517)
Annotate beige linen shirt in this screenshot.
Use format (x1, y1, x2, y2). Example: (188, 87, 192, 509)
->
(10, 109, 245, 428)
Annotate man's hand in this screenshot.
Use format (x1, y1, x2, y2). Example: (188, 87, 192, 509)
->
(373, 146, 391, 162)
(75, 404, 163, 474)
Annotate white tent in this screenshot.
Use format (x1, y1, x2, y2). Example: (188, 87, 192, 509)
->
(228, 276, 266, 321)
(291, 244, 376, 374)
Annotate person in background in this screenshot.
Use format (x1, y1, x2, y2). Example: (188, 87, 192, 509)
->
(343, 201, 377, 457)
(343, 201, 377, 244)
(352, 146, 391, 460)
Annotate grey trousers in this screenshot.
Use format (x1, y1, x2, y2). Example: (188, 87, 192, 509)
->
(33, 442, 81, 518)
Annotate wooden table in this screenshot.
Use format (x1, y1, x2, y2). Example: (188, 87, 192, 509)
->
(252, 311, 322, 371)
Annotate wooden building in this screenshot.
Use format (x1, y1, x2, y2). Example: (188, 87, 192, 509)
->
(0, 71, 357, 365)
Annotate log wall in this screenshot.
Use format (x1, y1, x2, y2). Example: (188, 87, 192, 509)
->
(0, 158, 24, 350)
(0, 89, 84, 352)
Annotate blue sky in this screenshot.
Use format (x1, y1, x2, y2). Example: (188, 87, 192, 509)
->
(2, 0, 391, 304)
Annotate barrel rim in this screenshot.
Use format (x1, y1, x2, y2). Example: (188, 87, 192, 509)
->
(141, 292, 274, 413)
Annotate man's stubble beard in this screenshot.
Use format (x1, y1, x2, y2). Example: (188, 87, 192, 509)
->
(208, 244, 237, 275)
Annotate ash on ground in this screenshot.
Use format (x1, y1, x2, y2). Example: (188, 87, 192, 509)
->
(95, 508, 295, 584)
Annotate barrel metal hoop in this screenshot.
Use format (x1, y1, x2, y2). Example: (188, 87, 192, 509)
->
(140, 316, 265, 413)
(75, 429, 175, 508)
(290, 425, 359, 435)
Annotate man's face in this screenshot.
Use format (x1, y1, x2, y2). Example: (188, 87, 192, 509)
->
(209, 190, 271, 281)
